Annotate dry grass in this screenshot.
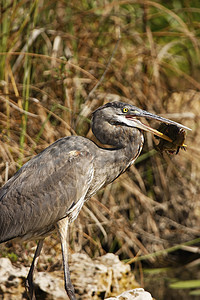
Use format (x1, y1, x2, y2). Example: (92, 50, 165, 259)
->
(0, 0, 200, 271)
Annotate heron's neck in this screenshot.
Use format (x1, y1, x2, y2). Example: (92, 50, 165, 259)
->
(109, 130, 143, 180)
(94, 128, 144, 186)
(91, 114, 144, 184)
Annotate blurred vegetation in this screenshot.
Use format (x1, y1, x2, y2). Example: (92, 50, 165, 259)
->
(0, 0, 200, 298)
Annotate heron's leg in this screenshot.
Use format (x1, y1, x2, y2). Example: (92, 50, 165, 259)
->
(57, 217, 76, 300)
(25, 238, 44, 300)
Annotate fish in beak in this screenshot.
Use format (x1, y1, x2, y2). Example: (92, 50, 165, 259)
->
(124, 107, 191, 147)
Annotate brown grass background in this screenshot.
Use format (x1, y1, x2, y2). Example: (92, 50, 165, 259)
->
(0, 0, 200, 284)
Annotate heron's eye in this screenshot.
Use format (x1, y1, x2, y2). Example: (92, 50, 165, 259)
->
(122, 107, 129, 113)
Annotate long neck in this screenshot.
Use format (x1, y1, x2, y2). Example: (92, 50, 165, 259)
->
(91, 114, 144, 184)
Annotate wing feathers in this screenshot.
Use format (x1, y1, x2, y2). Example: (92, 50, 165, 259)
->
(0, 137, 95, 243)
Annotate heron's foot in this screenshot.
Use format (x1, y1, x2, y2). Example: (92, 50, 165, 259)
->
(66, 288, 77, 300)
(65, 282, 76, 300)
(25, 277, 36, 300)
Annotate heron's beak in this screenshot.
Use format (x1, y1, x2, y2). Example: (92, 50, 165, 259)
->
(126, 108, 191, 143)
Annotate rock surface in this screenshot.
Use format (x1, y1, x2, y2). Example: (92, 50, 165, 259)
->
(105, 288, 152, 300)
(0, 253, 152, 299)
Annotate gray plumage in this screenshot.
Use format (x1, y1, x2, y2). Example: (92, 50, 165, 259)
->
(0, 101, 190, 300)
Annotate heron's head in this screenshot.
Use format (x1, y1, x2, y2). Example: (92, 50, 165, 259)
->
(92, 101, 191, 144)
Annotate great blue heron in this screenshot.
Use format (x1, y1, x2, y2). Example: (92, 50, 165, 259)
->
(0, 101, 191, 300)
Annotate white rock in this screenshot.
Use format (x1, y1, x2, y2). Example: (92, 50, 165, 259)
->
(34, 272, 66, 298)
(105, 288, 153, 300)
(0, 256, 152, 300)
(0, 257, 27, 282)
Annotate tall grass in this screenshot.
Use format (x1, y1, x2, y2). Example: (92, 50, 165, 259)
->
(0, 0, 199, 272)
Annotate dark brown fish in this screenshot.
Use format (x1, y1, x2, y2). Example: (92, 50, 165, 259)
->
(154, 123, 186, 154)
